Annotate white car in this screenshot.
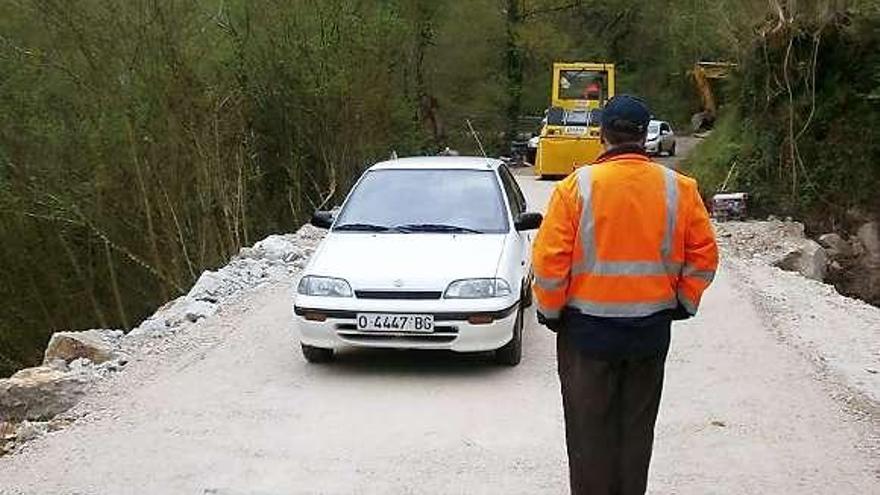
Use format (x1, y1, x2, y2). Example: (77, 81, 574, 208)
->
(293, 157, 542, 366)
(645, 119, 677, 156)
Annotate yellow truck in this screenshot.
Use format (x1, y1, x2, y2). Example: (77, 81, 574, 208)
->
(534, 62, 615, 179)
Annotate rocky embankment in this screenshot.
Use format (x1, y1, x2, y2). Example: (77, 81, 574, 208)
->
(716, 219, 880, 413)
(3, 217, 878, 455)
(0, 225, 325, 455)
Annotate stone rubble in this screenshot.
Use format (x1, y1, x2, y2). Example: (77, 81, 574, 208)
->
(856, 222, 880, 261)
(43, 329, 123, 365)
(0, 224, 325, 449)
(125, 225, 323, 342)
(1, 418, 69, 456)
(716, 218, 880, 298)
(775, 239, 827, 282)
(0, 367, 92, 422)
(13, 420, 49, 442)
(848, 221, 880, 305)
(714, 219, 807, 264)
(716, 218, 880, 408)
(818, 233, 851, 259)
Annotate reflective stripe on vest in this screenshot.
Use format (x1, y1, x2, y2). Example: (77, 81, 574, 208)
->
(569, 297, 679, 318)
(572, 166, 682, 277)
(682, 264, 716, 283)
(661, 166, 678, 261)
(534, 274, 567, 291)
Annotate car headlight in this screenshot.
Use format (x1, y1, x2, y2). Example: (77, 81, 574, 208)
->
(444, 278, 512, 299)
(297, 276, 353, 297)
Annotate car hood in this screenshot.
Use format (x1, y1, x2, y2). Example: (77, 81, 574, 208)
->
(307, 233, 507, 290)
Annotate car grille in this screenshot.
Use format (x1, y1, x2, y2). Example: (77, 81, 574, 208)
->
(335, 324, 459, 345)
(354, 290, 442, 300)
(294, 303, 519, 322)
(336, 323, 457, 333)
(338, 333, 458, 345)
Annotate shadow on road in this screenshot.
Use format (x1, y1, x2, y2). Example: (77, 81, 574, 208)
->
(304, 348, 511, 379)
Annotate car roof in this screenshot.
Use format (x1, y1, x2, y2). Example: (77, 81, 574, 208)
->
(649, 119, 667, 125)
(368, 156, 503, 172)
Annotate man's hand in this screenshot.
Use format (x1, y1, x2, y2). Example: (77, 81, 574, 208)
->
(670, 303, 693, 321)
(537, 311, 564, 333)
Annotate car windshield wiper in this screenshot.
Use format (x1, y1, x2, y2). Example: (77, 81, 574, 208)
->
(395, 223, 484, 234)
(333, 223, 393, 232)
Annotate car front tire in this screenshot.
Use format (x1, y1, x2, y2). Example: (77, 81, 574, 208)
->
(302, 343, 334, 363)
(494, 305, 523, 366)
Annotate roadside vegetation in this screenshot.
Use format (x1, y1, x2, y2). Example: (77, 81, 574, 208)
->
(0, 0, 877, 376)
(682, 1, 880, 232)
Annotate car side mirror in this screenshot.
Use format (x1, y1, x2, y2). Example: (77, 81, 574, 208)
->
(515, 212, 543, 231)
(311, 210, 335, 229)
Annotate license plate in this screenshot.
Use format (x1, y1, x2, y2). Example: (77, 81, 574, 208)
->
(564, 126, 588, 136)
(356, 313, 434, 333)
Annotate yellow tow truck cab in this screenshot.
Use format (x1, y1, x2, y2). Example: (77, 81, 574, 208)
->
(535, 62, 616, 178)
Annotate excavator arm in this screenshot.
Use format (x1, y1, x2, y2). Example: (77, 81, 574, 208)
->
(691, 62, 735, 132)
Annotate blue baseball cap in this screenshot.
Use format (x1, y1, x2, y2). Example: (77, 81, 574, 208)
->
(600, 95, 651, 134)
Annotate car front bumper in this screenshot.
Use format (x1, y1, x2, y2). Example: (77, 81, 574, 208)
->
(645, 140, 660, 153)
(293, 301, 519, 353)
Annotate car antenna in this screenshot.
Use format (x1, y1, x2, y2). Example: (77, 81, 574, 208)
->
(465, 119, 488, 159)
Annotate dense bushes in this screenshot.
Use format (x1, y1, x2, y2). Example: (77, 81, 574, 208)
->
(0, 1, 436, 375)
(0, 0, 718, 376)
(3, 0, 873, 376)
(683, 3, 880, 231)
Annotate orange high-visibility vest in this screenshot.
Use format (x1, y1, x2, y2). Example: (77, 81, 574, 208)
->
(533, 153, 718, 319)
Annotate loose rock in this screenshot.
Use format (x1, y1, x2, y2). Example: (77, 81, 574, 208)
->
(0, 420, 15, 455)
(776, 240, 827, 282)
(818, 233, 851, 259)
(0, 367, 93, 421)
(2, 223, 327, 435)
(43, 330, 121, 365)
(245, 235, 305, 263)
(188, 271, 226, 303)
(184, 300, 218, 323)
(15, 420, 49, 442)
(856, 222, 880, 262)
(126, 317, 170, 339)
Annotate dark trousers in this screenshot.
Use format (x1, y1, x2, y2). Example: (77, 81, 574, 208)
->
(557, 331, 668, 495)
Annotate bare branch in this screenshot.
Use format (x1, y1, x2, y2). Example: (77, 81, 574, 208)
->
(522, 1, 584, 19)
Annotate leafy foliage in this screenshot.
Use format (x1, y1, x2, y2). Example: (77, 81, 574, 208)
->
(0, 0, 876, 375)
(683, 2, 880, 231)
(0, 0, 436, 375)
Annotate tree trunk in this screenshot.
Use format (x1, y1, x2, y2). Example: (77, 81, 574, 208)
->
(414, 4, 444, 148)
(505, 0, 524, 144)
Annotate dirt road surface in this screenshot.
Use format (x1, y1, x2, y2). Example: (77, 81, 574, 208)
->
(1, 140, 877, 493)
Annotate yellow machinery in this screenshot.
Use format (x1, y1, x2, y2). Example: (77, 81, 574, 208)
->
(690, 61, 735, 132)
(534, 62, 615, 178)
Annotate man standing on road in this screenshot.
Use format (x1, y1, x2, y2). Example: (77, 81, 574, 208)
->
(532, 95, 718, 494)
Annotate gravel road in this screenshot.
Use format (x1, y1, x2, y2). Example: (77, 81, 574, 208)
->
(1, 145, 878, 493)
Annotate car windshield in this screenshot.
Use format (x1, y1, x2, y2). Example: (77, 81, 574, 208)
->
(648, 122, 661, 135)
(333, 169, 509, 234)
(558, 70, 609, 101)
